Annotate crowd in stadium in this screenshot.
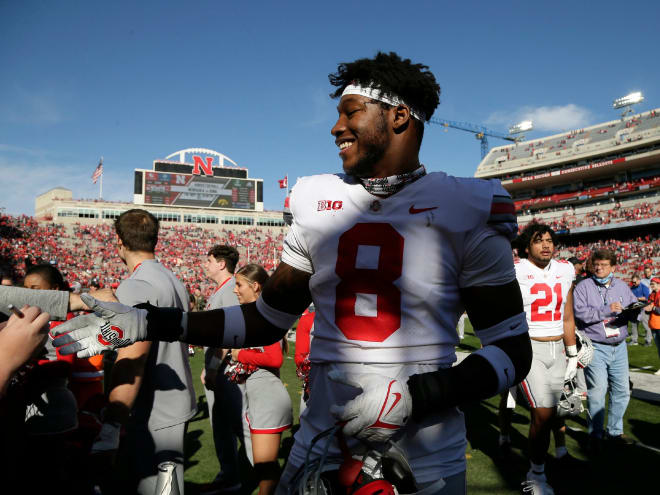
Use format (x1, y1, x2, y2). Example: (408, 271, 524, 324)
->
(518, 197, 660, 231)
(0, 215, 285, 298)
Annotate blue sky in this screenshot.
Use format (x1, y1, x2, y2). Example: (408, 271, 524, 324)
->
(1, 0, 658, 215)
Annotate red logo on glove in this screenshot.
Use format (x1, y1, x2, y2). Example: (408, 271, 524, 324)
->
(369, 381, 404, 430)
(98, 325, 124, 346)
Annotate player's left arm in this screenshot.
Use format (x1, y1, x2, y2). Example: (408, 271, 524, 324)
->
(407, 224, 533, 421)
(408, 279, 532, 420)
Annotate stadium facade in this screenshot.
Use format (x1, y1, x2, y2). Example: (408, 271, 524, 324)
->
(35, 148, 287, 229)
(474, 108, 660, 237)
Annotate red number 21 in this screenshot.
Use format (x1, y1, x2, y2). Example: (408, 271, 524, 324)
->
(335, 223, 404, 342)
(530, 283, 563, 321)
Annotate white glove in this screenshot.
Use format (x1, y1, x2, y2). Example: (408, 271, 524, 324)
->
(51, 293, 148, 358)
(564, 345, 578, 382)
(91, 422, 121, 454)
(328, 370, 412, 444)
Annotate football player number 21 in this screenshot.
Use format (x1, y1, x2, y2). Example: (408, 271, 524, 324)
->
(335, 223, 404, 342)
(530, 283, 563, 321)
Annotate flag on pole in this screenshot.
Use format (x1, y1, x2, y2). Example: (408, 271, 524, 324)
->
(92, 159, 103, 184)
(278, 176, 288, 189)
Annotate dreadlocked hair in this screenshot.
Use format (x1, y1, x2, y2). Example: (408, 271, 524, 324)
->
(329, 52, 441, 138)
(514, 222, 557, 258)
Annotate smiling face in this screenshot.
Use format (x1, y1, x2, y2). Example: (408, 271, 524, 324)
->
(331, 95, 391, 178)
(526, 231, 554, 268)
(233, 274, 261, 304)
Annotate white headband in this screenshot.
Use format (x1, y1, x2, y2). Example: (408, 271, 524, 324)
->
(341, 83, 426, 121)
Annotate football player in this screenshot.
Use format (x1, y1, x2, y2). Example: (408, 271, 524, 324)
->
(512, 223, 578, 495)
(52, 52, 532, 494)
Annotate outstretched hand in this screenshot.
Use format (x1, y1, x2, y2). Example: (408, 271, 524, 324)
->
(0, 305, 50, 375)
(328, 370, 412, 444)
(51, 294, 148, 358)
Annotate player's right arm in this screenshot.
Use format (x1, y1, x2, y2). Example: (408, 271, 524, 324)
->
(51, 261, 312, 357)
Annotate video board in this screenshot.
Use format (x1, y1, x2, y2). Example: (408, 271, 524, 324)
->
(143, 171, 256, 210)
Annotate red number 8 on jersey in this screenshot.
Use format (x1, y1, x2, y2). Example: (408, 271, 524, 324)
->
(335, 223, 404, 342)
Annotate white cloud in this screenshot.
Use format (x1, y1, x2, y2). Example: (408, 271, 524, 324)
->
(0, 149, 133, 215)
(485, 104, 593, 132)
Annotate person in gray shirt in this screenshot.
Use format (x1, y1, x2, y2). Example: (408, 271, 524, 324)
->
(92, 209, 196, 495)
(199, 245, 243, 494)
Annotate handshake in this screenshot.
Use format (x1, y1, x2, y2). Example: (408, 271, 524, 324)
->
(52, 294, 151, 358)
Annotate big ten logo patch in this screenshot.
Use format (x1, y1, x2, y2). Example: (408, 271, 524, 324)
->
(317, 200, 343, 211)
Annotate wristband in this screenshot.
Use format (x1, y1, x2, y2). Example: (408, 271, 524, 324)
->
(473, 345, 516, 393)
(566, 344, 577, 358)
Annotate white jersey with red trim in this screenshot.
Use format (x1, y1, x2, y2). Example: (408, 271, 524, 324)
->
(282, 171, 519, 365)
(281, 171, 521, 483)
(515, 258, 575, 338)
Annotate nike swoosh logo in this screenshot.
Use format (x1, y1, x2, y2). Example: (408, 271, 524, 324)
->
(385, 392, 402, 416)
(409, 205, 438, 214)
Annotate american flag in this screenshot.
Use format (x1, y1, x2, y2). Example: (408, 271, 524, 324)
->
(92, 159, 103, 184)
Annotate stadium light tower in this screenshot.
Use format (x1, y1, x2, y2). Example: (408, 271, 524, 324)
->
(508, 120, 534, 142)
(613, 91, 644, 119)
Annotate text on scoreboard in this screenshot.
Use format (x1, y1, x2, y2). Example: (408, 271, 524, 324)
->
(143, 172, 256, 210)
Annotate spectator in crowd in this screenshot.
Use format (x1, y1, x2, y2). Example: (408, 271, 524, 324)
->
(199, 245, 242, 495)
(629, 274, 651, 346)
(228, 263, 292, 495)
(93, 209, 195, 495)
(645, 277, 660, 374)
(193, 288, 206, 312)
(641, 265, 655, 289)
(573, 249, 638, 453)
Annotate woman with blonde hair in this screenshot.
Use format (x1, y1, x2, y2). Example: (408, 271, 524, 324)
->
(227, 263, 292, 495)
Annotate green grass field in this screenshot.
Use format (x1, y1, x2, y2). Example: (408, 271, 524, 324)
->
(183, 322, 660, 494)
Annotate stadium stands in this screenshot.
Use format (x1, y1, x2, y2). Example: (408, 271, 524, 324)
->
(0, 215, 286, 299)
(476, 108, 660, 177)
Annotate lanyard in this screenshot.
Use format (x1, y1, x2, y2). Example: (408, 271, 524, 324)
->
(596, 283, 610, 305)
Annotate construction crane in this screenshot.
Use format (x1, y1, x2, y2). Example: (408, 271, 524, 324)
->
(428, 118, 517, 158)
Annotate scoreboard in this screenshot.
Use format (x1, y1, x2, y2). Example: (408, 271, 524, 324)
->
(142, 171, 256, 210)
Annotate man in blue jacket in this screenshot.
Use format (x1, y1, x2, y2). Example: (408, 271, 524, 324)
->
(573, 249, 638, 454)
(630, 273, 651, 346)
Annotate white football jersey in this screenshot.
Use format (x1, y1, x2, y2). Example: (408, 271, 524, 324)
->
(281, 171, 521, 482)
(282, 172, 520, 365)
(516, 258, 575, 338)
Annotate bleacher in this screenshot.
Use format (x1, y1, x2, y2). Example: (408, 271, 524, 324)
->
(475, 108, 660, 179)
